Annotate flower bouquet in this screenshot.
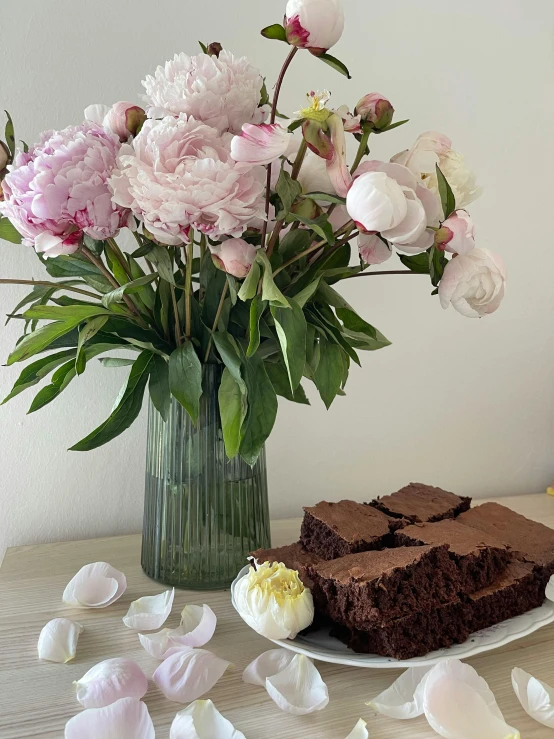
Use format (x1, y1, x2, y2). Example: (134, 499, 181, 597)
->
(0, 0, 505, 588)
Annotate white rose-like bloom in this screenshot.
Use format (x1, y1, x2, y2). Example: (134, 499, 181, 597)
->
(235, 562, 314, 640)
(346, 171, 408, 234)
(142, 51, 267, 135)
(109, 115, 266, 245)
(438, 248, 506, 318)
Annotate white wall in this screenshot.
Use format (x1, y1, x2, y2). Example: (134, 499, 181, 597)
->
(1, 0, 553, 558)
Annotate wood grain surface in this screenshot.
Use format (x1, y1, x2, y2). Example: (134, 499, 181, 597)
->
(1, 494, 554, 738)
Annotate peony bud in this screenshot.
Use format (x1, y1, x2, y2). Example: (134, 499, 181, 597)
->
(355, 93, 394, 131)
(0, 142, 8, 171)
(104, 102, 146, 142)
(211, 238, 257, 279)
(436, 210, 475, 255)
(291, 197, 320, 220)
(207, 42, 223, 57)
(285, 0, 345, 55)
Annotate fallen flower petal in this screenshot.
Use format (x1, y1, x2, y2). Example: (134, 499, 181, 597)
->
(512, 667, 554, 728)
(265, 653, 329, 715)
(74, 658, 148, 709)
(180, 604, 218, 647)
(345, 719, 368, 739)
(37, 618, 84, 663)
(63, 562, 127, 608)
(139, 626, 186, 660)
(170, 699, 246, 739)
(367, 665, 431, 719)
(243, 648, 295, 687)
(123, 588, 175, 631)
(153, 648, 231, 703)
(64, 697, 155, 739)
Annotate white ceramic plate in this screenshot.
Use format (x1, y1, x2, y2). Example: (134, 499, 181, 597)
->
(231, 565, 554, 668)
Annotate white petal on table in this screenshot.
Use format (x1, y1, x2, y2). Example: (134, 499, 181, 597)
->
(123, 588, 175, 631)
(243, 648, 295, 687)
(179, 604, 217, 647)
(367, 665, 431, 719)
(170, 699, 246, 739)
(64, 697, 155, 739)
(265, 654, 329, 715)
(153, 648, 231, 703)
(63, 562, 127, 608)
(423, 660, 520, 739)
(512, 667, 554, 728)
(345, 719, 368, 739)
(37, 618, 84, 663)
(544, 575, 554, 602)
(74, 658, 148, 709)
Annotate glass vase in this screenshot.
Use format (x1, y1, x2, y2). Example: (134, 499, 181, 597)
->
(141, 364, 271, 589)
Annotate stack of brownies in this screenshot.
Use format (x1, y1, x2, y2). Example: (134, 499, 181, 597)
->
(250, 483, 554, 659)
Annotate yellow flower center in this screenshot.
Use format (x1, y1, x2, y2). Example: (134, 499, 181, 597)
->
(299, 90, 332, 123)
(248, 562, 306, 605)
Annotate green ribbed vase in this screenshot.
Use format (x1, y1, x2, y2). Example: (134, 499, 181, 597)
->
(141, 364, 270, 589)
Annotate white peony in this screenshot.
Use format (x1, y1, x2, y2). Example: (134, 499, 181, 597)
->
(425, 149, 482, 209)
(142, 51, 267, 135)
(438, 248, 506, 318)
(109, 115, 266, 244)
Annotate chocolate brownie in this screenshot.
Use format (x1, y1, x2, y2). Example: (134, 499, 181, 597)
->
(309, 545, 461, 630)
(249, 542, 322, 587)
(395, 519, 510, 594)
(369, 482, 471, 523)
(458, 503, 554, 578)
(300, 500, 400, 560)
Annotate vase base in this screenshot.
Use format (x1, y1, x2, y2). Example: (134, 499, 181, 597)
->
(141, 563, 235, 591)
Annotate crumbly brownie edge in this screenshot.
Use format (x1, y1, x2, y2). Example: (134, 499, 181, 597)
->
(367, 498, 416, 522)
(467, 571, 545, 633)
(300, 511, 392, 560)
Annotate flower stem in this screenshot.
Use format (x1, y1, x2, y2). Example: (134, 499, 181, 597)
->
(184, 240, 193, 339)
(106, 237, 133, 281)
(347, 270, 420, 278)
(203, 281, 229, 363)
(0, 278, 98, 299)
(170, 283, 182, 346)
(350, 128, 371, 174)
(81, 245, 142, 321)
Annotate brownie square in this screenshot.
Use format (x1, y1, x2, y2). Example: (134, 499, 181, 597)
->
(249, 542, 322, 587)
(369, 482, 471, 523)
(300, 500, 400, 560)
(309, 544, 461, 630)
(458, 503, 554, 578)
(395, 519, 510, 594)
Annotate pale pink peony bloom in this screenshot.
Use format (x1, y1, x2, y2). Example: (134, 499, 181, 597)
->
(358, 233, 392, 265)
(438, 248, 506, 318)
(231, 123, 293, 167)
(85, 103, 146, 142)
(109, 115, 266, 245)
(0, 123, 130, 256)
(142, 51, 267, 135)
(392, 131, 452, 178)
(355, 93, 394, 131)
(439, 210, 476, 255)
(211, 238, 257, 278)
(285, 0, 345, 55)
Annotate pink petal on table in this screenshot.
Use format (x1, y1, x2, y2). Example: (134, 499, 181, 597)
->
(64, 697, 154, 739)
(74, 658, 148, 709)
(179, 604, 217, 647)
(170, 699, 246, 739)
(63, 563, 126, 608)
(153, 648, 231, 703)
(123, 588, 175, 631)
(37, 618, 84, 663)
(265, 654, 329, 715)
(243, 649, 295, 687)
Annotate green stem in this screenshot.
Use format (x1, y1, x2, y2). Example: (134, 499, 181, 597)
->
(107, 237, 133, 280)
(170, 284, 182, 346)
(347, 270, 419, 278)
(0, 278, 99, 299)
(185, 240, 193, 339)
(81, 245, 142, 321)
(274, 231, 357, 278)
(350, 128, 371, 174)
(203, 281, 229, 363)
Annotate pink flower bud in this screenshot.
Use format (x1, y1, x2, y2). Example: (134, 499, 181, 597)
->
(437, 210, 476, 255)
(285, 0, 345, 55)
(355, 93, 394, 131)
(0, 142, 8, 171)
(104, 102, 146, 142)
(211, 238, 257, 279)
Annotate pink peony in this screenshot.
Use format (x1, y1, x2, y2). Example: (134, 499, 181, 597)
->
(211, 238, 257, 278)
(438, 210, 476, 255)
(0, 123, 130, 256)
(109, 115, 266, 245)
(142, 51, 268, 135)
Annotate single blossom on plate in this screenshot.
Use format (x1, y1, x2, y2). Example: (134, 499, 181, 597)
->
(64, 697, 155, 739)
(37, 618, 84, 663)
(169, 699, 246, 739)
(345, 719, 368, 739)
(74, 658, 148, 709)
(437, 210, 476, 255)
(234, 561, 314, 640)
(210, 238, 257, 279)
(265, 653, 329, 715)
(285, 0, 345, 55)
(355, 93, 394, 131)
(63, 562, 127, 608)
(153, 648, 231, 703)
(123, 588, 175, 631)
(512, 667, 554, 728)
(367, 665, 431, 719)
(358, 233, 392, 265)
(231, 123, 293, 167)
(438, 247, 506, 318)
(139, 604, 217, 660)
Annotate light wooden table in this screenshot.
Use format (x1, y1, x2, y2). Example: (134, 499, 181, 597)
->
(1, 494, 554, 738)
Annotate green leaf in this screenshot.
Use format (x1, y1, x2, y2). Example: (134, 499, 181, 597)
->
(101, 273, 157, 308)
(286, 213, 335, 246)
(6, 283, 76, 324)
(261, 23, 288, 42)
(24, 304, 113, 322)
(429, 245, 448, 288)
(271, 299, 307, 391)
(149, 354, 170, 421)
(301, 192, 346, 205)
(212, 332, 246, 393)
(4, 110, 15, 157)
(168, 341, 202, 424)
(99, 357, 135, 367)
(219, 367, 247, 459)
(2, 349, 76, 404)
(337, 309, 391, 349)
(436, 164, 456, 218)
(288, 118, 304, 133)
(148, 245, 176, 285)
(198, 40, 208, 53)
(318, 53, 351, 79)
(0, 217, 22, 244)
(131, 241, 154, 258)
(246, 294, 265, 357)
(83, 235, 105, 257)
(237, 259, 261, 302)
(42, 253, 106, 281)
(257, 251, 289, 308)
(70, 351, 153, 451)
(7, 319, 85, 365)
(28, 360, 76, 413)
(239, 354, 278, 466)
(378, 119, 409, 133)
(278, 229, 312, 261)
(398, 252, 431, 274)
(75, 316, 109, 375)
(265, 361, 310, 405)
(291, 277, 321, 308)
(276, 168, 302, 215)
(226, 274, 239, 306)
(314, 340, 344, 408)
